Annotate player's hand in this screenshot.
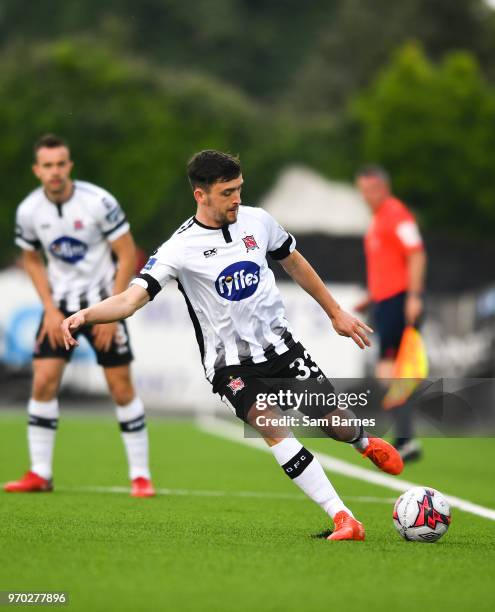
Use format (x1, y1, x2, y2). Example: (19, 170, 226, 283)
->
(331, 309, 373, 350)
(61, 312, 86, 350)
(37, 307, 66, 350)
(91, 322, 117, 352)
(405, 294, 423, 325)
(354, 296, 371, 314)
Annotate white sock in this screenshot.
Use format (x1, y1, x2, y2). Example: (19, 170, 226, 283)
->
(28, 398, 59, 480)
(353, 436, 369, 452)
(270, 436, 352, 519)
(116, 397, 151, 480)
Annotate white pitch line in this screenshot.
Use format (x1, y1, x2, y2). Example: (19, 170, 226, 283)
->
(196, 416, 495, 521)
(47, 484, 394, 505)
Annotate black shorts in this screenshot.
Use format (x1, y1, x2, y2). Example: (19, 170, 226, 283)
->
(33, 310, 134, 368)
(373, 291, 406, 359)
(212, 342, 335, 423)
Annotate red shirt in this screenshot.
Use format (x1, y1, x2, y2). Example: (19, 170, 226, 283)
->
(364, 197, 424, 302)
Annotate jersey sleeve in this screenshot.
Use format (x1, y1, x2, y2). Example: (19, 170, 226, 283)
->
(259, 209, 296, 260)
(94, 193, 130, 242)
(394, 210, 424, 253)
(130, 239, 182, 301)
(15, 206, 41, 251)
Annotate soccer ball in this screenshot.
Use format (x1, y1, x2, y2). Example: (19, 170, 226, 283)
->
(393, 487, 451, 542)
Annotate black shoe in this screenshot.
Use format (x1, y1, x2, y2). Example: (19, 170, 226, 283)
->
(394, 439, 422, 463)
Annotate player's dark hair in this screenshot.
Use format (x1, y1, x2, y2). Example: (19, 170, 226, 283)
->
(187, 150, 241, 191)
(355, 164, 390, 184)
(34, 134, 69, 159)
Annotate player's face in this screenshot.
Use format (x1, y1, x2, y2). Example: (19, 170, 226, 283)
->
(33, 146, 73, 199)
(196, 175, 243, 226)
(357, 175, 390, 211)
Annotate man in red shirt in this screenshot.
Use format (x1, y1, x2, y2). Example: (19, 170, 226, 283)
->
(356, 165, 427, 461)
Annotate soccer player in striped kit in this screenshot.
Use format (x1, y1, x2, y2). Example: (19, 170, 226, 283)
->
(4, 134, 155, 497)
(61, 150, 405, 540)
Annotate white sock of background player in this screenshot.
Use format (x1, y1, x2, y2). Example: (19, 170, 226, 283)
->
(115, 396, 151, 480)
(27, 398, 59, 480)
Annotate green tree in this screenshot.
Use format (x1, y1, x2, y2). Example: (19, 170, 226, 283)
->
(0, 0, 339, 102)
(0, 38, 346, 267)
(0, 39, 252, 265)
(355, 43, 495, 236)
(288, 0, 495, 114)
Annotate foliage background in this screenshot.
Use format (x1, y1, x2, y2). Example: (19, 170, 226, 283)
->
(1, 0, 495, 264)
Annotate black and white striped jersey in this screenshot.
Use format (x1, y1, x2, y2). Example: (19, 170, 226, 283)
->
(132, 205, 297, 381)
(15, 180, 130, 312)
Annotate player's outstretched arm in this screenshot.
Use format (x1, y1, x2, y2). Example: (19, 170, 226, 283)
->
(280, 249, 373, 349)
(61, 285, 149, 350)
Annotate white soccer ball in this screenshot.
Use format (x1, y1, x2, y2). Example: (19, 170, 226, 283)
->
(393, 487, 451, 542)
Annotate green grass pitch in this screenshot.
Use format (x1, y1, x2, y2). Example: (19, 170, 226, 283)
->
(1, 411, 494, 612)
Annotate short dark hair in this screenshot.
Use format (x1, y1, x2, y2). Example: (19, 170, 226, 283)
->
(356, 164, 390, 184)
(34, 134, 69, 159)
(187, 150, 241, 190)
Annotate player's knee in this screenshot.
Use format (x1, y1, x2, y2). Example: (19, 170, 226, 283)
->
(246, 403, 290, 440)
(108, 379, 135, 406)
(32, 371, 59, 401)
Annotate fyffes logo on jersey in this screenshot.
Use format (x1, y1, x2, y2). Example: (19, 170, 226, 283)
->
(215, 261, 260, 301)
(49, 236, 88, 264)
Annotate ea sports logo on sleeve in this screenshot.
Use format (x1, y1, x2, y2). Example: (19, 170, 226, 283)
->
(215, 261, 260, 301)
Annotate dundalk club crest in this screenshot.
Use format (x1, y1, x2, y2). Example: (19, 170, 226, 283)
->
(242, 235, 259, 252)
(228, 377, 245, 395)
